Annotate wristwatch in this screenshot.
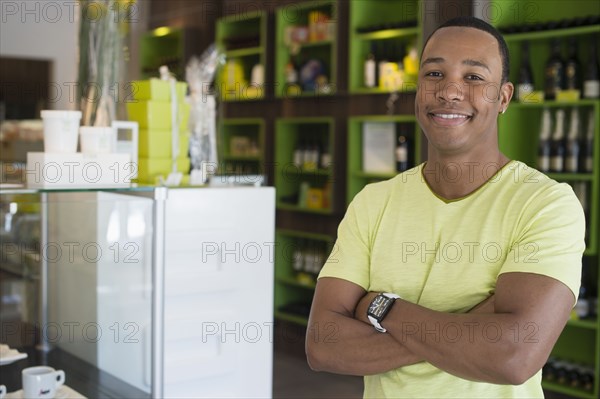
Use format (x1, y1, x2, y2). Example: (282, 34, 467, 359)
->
(367, 293, 400, 333)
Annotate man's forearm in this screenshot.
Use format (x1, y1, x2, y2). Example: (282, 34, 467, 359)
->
(306, 309, 422, 375)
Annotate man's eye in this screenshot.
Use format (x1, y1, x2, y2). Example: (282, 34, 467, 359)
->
(425, 71, 442, 77)
(466, 74, 483, 81)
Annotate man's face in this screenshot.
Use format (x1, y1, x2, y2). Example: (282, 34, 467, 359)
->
(415, 26, 513, 156)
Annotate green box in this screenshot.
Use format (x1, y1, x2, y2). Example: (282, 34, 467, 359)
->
(131, 79, 188, 101)
(127, 100, 190, 130)
(138, 130, 190, 158)
(137, 157, 190, 183)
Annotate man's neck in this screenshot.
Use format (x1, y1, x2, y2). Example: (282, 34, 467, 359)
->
(423, 150, 510, 200)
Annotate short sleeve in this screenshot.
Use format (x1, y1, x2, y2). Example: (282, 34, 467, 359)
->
(498, 183, 586, 302)
(318, 189, 372, 289)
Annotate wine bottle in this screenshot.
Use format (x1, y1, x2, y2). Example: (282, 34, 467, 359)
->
(538, 108, 552, 172)
(364, 43, 377, 88)
(545, 39, 565, 100)
(292, 239, 304, 272)
(378, 42, 389, 88)
(565, 37, 581, 91)
(565, 108, 581, 173)
(517, 41, 535, 101)
(293, 140, 304, 168)
(583, 111, 595, 173)
(583, 39, 600, 99)
(550, 109, 566, 172)
(395, 128, 409, 172)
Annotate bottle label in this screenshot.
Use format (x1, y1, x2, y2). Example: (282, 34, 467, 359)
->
(364, 60, 376, 88)
(538, 156, 550, 172)
(565, 156, 578, 173)
(396, 147, 408, 162)
(517, 84, 534, 101)
(551, 156, 563, 172)
(293, 150, 303, 168)
(583, 80, 600, 98)
(585, 157, 594, 173)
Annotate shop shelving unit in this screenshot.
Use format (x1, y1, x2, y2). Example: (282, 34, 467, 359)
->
(347, 115, 422, 204)
(140, 27, 198, 80)
(348, 0, 422, 94)
(274, 229, 334, 325)
(216, 10, 267, 101)
(217, 118, 265, 176)
(275, 117, 335, 214)
(491, 1, 600, 397)
(275, 0, 337, 98)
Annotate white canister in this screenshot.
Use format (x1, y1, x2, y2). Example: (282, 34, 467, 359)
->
(40, 110, 82, 153)
(79, 126, 116, 155)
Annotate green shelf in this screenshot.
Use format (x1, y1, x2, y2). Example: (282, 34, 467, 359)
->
(218, 118, 265, 176)
(348, 0, 422, 94)
(274, 310, 309, 326)
(546, 173, 596, 182)
(356, 26, 420, 40)
(297, 39, 333, 49)
(354, 171, 398, 180)
(275, 0, 337, 98)
(351, 86, 418, 95)
(225, 46, 263, 58)
(510, 99, 600, 108)
(276, 202, 332, 214)
(275, 117, 335, 213)
(222, 155, 262, 161)
(276, 276, 317, 290)
(347, 115, 421, 204)
(284, 168, 332, 177)
(541, 381, 596, 399)
(504, 25, 600, 42)
(276, 229, 334, 242)
(567, 319, 598, 330)
(216, 10, 267, 102)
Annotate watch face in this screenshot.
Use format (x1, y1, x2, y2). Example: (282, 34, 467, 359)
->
(368, 295, 392, 320)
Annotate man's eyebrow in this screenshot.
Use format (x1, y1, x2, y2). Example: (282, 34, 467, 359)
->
(421, 57, 444, 67)
(463, 59, 491, 73)
(421, 57, 491, 73)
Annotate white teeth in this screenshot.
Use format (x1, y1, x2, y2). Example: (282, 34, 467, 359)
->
(433, 113, 468, 119)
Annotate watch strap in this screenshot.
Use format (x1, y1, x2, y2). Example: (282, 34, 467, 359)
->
(367, 293, 400, 333)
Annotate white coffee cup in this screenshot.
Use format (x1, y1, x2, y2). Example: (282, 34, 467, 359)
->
(22, 366, 65, 399)
(0, 384, 7, 399)
(79, 126, 116, 155)
(41, 110, 82, 153)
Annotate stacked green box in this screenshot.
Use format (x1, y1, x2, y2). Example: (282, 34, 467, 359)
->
(127, 79, 191, 183)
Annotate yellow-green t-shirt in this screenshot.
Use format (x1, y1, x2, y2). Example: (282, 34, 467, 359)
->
(318, 160, 585, 398)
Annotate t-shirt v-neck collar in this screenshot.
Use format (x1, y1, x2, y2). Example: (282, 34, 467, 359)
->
(421, 160, 515, 204)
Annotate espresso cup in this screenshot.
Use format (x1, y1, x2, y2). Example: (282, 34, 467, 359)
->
(22, 366, 65, 399)
(0, 384, 7, 399)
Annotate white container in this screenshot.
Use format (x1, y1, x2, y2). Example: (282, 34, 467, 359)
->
(41, 110, 82, 153)
(80, 126, 116, 155)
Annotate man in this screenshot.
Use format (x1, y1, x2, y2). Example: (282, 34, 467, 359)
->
(306, 16, 585, 398)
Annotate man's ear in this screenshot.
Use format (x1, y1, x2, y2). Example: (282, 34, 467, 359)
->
(499, 82, 514, 114)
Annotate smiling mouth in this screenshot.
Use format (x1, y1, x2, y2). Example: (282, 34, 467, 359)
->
(428, 112, 472, 126)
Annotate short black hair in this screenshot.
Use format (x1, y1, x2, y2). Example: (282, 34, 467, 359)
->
(422, 16, 510, 84)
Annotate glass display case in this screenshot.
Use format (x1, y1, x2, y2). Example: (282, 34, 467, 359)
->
(0, 186, 164, 398)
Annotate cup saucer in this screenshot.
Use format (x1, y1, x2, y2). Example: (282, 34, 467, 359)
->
(5, 385, 86, 399)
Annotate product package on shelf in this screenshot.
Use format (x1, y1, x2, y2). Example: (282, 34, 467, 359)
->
(127, 76, 191, 185)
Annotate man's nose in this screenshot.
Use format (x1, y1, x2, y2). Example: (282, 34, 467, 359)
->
(436, 80, 465, 102)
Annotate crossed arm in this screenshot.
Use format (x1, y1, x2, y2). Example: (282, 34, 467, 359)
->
(306, 272, 574, 385)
